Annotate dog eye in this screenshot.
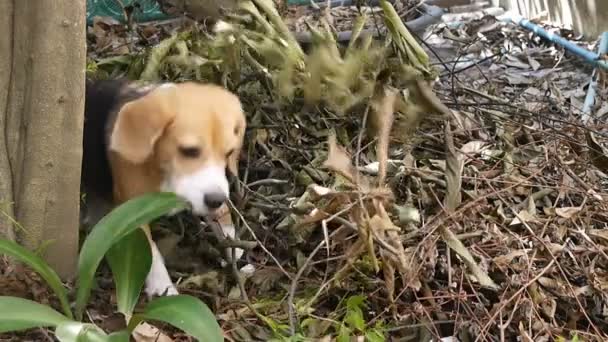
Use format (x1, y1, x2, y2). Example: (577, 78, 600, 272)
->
(226, 149, 234, 158)
(179, 146, 200, 158)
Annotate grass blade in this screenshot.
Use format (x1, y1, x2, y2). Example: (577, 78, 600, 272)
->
(105, 229, 152, 317)
(75, 192, 187, 320)
(128, 295, 223, 342)
(0, 240, 72, 318)
(0, 296, 71, 333)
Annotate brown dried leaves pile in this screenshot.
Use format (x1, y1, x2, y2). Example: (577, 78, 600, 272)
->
(299, 86, 416, 304)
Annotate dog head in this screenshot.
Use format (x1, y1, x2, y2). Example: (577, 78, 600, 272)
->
(109, 82, 246, 216)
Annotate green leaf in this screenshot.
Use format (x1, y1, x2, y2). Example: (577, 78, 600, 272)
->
(0, 240, 72, 318)
(0, 296, 71, 333)
(344, 295, 366, 331)
(106, 229, 152, 317)
(75, 192, 187, 320)
(365, 329, 386, 342)
(55, 322, 86, 341)
(107, 330, 131, 342)
(55, 322, 110, 342)
(337, 323, 351, 342)
(128, 295, 223, 342)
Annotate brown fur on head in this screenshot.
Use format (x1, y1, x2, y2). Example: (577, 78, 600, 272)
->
(109, 82, 246, 215)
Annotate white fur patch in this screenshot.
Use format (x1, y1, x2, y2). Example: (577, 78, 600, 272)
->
(145, 242, 178, 297)
(162, 164, 229, 216)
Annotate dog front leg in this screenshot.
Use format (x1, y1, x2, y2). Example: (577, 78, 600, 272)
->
(142, 224, 178, 297)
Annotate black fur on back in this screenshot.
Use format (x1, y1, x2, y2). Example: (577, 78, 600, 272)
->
(81, 78, 130, 202)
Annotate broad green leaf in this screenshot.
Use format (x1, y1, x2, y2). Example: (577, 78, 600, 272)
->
(106, 229, 152, 317)
(75, 192, 187, 320)
(0, 296, 70, 333)
(0, 239, 72, 318)
(107, 330, 131, 342)
(55, 322, 86, 341)
(55, 322, 111, 342)
(128, 295, 223, 342)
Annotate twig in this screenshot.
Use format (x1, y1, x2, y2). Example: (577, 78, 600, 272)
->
(246, 178, 289, 187)
(287, 226, 345, 335)
(333, 216, 400, 256)
(229, 234, 267, 324)
(227, 199, 292, 279)
(474, 254, 556, 342)
(203, 227, 258, 250)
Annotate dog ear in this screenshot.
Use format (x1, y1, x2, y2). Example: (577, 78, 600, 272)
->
(109, 85, 177, 164)
(227, 147, 240, 177)
(227, 117, 246, 177)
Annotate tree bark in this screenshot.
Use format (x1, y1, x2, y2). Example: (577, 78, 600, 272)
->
(0, 1, 86, 278)
(0, 0, 16, 242)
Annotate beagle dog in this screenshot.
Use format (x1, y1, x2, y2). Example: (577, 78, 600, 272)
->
(81, 79, 246, 297)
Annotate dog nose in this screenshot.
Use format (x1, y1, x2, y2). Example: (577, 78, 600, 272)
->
(204, 192, 227, 209)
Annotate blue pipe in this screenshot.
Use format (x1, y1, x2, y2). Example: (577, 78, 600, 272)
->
(503, 13, 608, 71)
(582, 31, 608, 119)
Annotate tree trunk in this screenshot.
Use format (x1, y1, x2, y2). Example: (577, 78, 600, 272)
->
(0, 1, 86, 278)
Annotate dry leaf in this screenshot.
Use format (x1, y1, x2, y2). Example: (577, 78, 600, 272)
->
(415, 80, 454, 118)
(440, 226, 499, 290)
(382, 256, 396, 303)
(510, 209, 537, 225)
(493, 249, 530, 269)
(527, 56, 541, 70)
(586, 131, 608, 173)
(323, 134, 356, 183)
(459, 140, 488, 161)
(504, 55, 530, 69)
(554, 206, 582, 219)
(444, 123, 463, 211)
(588, 229, 608, 242)
(370, 86, 397, 186)
(132, 322, 173, 342)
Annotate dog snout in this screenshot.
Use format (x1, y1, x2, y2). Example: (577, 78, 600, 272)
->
(204, 192, 227, 210)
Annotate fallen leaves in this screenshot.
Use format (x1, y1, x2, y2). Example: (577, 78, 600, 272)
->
(132, 322, 173, 342)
